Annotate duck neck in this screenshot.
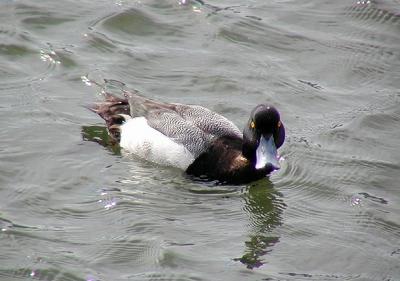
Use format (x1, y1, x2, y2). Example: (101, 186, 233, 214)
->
(242, 124, 259, 165)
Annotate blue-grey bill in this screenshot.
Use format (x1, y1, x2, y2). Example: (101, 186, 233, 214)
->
(255, 135, 280, 170)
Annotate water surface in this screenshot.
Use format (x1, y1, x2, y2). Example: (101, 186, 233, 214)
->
(1, 0, 399, 280)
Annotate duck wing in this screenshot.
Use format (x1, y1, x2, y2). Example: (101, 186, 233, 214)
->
(173, 104, 242, 139)
(90, 89, 243, 157)
(124, 91, 243, 157)
(145, 109, 211, 157)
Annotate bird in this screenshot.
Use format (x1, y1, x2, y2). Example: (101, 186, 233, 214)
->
(88, 89, 285, 184)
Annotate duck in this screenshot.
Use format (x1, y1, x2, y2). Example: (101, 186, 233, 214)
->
(88, 89, 285, 184)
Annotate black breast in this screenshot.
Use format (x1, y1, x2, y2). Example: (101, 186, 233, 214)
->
(186, 136, 273, 184)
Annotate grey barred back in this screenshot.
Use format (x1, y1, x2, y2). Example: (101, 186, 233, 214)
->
(174, 104, 242, 139)
(147, 104, 242, 158)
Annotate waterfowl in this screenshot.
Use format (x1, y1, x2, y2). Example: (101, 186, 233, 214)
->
(88, 90, 285, 184)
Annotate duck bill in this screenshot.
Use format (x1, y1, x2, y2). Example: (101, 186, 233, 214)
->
(255, 134, 280, 170)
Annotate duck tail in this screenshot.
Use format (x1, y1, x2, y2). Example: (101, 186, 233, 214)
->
(122, 89, 153, 117)
(86, 93, 131, 142)
(122, 89, 178, 117)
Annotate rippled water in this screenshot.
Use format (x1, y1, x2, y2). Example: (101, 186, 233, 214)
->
(1, 0, 400, 280)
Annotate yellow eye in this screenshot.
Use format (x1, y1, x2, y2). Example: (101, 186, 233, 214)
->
(250, 121, 255, 129)
(277, 121, 282, 128)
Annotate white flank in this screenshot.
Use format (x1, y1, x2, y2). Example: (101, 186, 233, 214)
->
(119, 117, 195, 170)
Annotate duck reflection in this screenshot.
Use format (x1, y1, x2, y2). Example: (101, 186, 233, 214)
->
(235, 180, 286, 269)
(81, 125, 121, 155)
(82, 126, 285, 269)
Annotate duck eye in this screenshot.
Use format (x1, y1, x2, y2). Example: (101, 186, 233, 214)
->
(250, 121, 255, 129)
(277, 121, 282, 128)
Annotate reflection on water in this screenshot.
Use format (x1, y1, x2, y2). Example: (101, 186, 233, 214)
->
(236, 181, 285, 269)
(83, 121, 286, 270)
(82, 125, 121, 155)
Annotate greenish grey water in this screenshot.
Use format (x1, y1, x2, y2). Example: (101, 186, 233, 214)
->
(1, 0, 399, 280)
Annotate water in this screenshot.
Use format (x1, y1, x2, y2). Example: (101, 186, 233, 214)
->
(1, 0, 399, 280)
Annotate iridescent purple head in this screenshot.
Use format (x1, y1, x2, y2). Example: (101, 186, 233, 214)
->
(242, 104, 285, 171)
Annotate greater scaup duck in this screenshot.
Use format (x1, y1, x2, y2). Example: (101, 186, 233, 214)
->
(88, 90, 285, 184)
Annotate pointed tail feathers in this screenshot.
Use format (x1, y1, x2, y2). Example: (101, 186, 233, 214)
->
(86, 93, 131, 142)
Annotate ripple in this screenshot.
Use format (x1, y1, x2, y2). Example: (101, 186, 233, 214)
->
(272, 104, 400, 278)
(125, 271, 205, 281)
(319, 110, 400, 163)
(0, 43, 34, 57)
(338, 2, 400, 87)
(94, 8, 183, 42)
(278, 272, 361, 280)
(40, 48, 61, 65)
(242, 183, 286, 231)
(83, 31, 117, 53)
(16, 4, 74, 29)
(39, 44, 78, 70)
(218, 18, 305, 53)
(346, 1, 400, 28)
(0, 217, 16, 232)
(88, 237, 162, 268)
(358, 192, 388, 204)
(0, 267, 84, 281)
(0, 42, 41, 88)
(275, 146, 337, 200)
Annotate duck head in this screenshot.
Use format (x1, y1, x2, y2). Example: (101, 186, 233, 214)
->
(242, 105, 285, 171)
